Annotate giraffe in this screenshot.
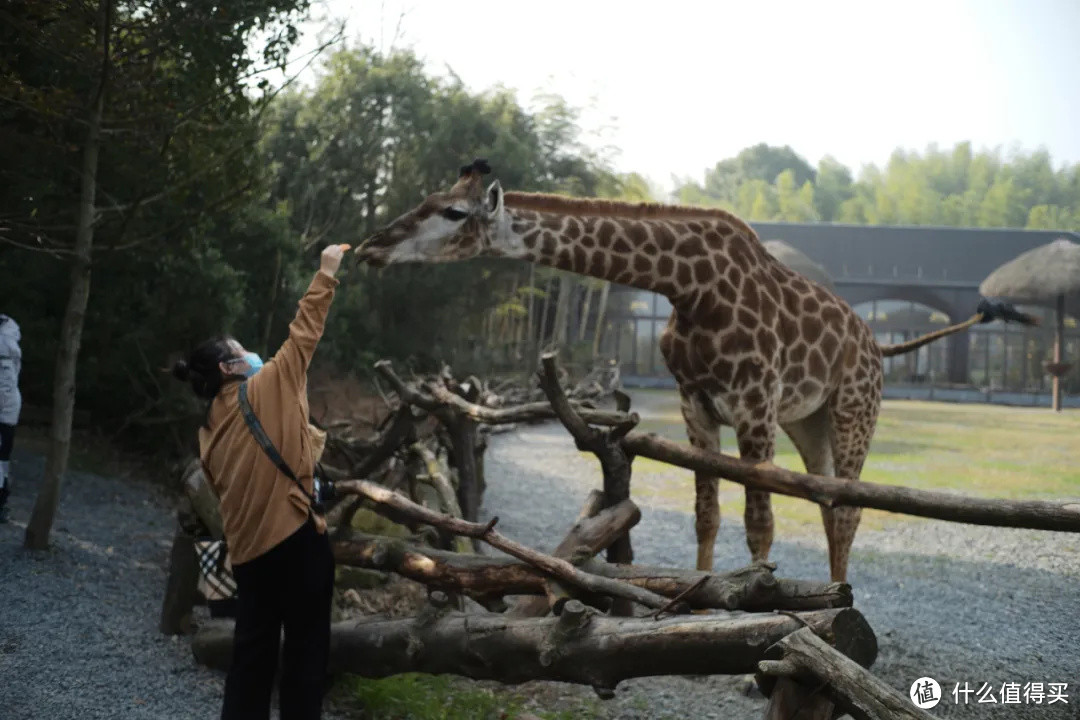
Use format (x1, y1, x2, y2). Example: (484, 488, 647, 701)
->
(356, 159, 1033, 582)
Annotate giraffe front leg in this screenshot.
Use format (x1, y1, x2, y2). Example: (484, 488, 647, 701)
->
(744, 489, 774, 562)
(736, 423, 776, 564)
(680, 392, 721, 571)
(694, 473, 720, 571)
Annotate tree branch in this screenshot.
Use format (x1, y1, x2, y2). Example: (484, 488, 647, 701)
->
(335, 478, 673, 611)
(373, 360, 632, 427)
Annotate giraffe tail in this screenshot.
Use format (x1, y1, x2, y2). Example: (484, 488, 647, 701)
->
(877, 299, 1039, 358)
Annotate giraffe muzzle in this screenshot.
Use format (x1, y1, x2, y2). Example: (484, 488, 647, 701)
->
(355, 234, 390, 266)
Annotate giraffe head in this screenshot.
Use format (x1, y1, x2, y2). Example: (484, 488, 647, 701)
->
(357, 159, 515, 267)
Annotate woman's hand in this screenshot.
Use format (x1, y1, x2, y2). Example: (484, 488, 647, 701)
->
(319, 244, 350, 277)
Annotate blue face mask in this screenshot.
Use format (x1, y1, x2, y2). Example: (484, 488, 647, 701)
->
(225, 349, 263, 377)
(233, 351, 263, 378)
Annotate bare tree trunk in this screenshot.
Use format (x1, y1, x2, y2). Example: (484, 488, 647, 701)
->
(533, 272, 554, 373)
(26, 0, 111, 550)
(513, 307, 525, 359)
(259, 248, 283, 358)
(501, 275, 519, 350)
(481, 310, 492, 350)
(524, 264, 535, 366)
(591, 281, 611, 360)
(538, 274, 554, 345)
(551, 274, 573, 350)
(578, 281, 595, 342)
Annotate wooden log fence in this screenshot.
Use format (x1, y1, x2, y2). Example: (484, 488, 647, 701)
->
(620, 431, 1080, 532)
(168, 352, 1080, 719)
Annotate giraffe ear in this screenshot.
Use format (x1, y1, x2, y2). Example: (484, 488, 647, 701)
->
(484, 179, 503, 219)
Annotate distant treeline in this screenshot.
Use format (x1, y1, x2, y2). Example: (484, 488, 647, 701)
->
(675, 142, 1080, 230)
(1, 14, 1076, 458)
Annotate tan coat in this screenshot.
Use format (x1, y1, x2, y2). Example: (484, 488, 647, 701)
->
(198, 270, 337, 565)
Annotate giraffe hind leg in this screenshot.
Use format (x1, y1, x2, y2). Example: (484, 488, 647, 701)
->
(680, 391, 722, 571)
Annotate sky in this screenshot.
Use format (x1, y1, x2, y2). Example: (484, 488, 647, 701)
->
(280, 0, 1080, 193)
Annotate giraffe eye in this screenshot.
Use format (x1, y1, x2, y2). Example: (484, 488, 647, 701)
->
(442, 208, 469, 222)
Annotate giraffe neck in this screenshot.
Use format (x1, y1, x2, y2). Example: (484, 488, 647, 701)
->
(504, 205, 764, 307)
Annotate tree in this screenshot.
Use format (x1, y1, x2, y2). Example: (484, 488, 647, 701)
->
(1, 0, 312, 549)
(776, 170, 819, 222)
(813, 156, 854, 222)
(679, 141, 1079, 233)
(676, 143, 816, 209)
(1026, 204, 1075, 230)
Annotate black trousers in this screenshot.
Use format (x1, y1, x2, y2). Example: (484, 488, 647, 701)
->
(0, 422, 13, 461)
(222, 516, 335, 720)
(0, 423, 14, 506)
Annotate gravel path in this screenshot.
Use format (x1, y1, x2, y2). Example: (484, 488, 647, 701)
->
(481, 419, 1080, 719)
(0, 448, 351, 720)
(1, 418, 1076, 720)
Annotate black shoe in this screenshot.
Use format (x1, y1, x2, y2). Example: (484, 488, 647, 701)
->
(0, 506, 8, 523)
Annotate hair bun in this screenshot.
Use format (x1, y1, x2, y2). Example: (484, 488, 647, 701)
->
(171, 360, 191, 382)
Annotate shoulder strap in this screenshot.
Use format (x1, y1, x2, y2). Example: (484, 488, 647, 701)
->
(237, 381, 316, 505)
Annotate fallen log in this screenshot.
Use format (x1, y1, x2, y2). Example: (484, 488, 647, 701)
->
(159, 526, 199, 635)
(621, 432, 1080, 533)
(180, 459, 223, 539)
(408, 442, 471, 554)
(374, 360, 630, 428)
(336, 478, 670, 611)
(321, 404, 424, 526)
(352, 405, 420, 479)
(332, 532, 540, 596)
(579, 560, 852, 612)
(330, 531, 850, 612)
(425, 381, 485, 524)
(759, 627, 933, 720)
(762, 678, 835, 720)
(508, 492, 639, 617)
(192, 605, 875, 693)
(536, 353, 638, 616)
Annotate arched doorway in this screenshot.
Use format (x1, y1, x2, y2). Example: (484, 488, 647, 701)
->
(854, 299, 953, 384)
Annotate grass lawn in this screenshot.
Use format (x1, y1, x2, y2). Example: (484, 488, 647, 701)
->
(329, 673, 597, 720)
(625, 390, 1080, 534)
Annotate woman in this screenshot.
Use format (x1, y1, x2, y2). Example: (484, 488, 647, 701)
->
(172, 243, 346, 720)
(0, 313, 21, 524)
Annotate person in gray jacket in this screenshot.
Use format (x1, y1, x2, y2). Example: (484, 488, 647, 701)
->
(0, 314, 21, 523)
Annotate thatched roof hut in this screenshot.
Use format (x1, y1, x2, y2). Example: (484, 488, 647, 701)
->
(979, 237, 1080, 410)
(979, 237, 1080, 316)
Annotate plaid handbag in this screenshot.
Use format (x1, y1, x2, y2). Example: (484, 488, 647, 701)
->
(194, 538, 236, 615)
